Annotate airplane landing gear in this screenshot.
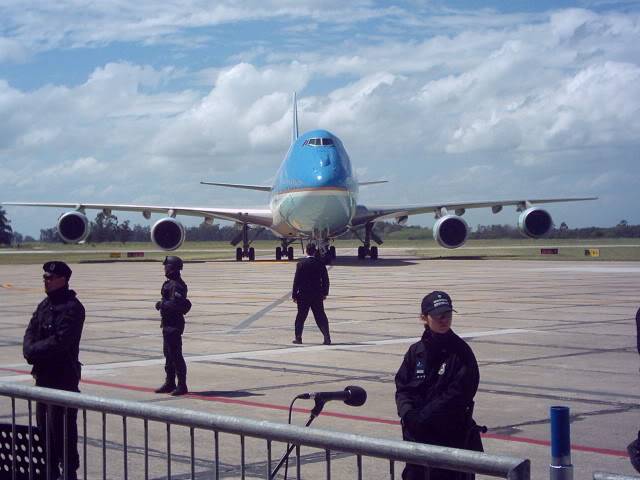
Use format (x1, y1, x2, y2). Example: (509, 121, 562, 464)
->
(276, 240, 295, 260)
(232, 224, 258, 261)
(357, 223, 381, 260)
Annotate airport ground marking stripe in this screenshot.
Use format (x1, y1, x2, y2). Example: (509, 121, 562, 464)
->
(229, 291, 292, 332)
(0, 366, 628, 458)
(11, 329, 530, 373)
(0, 329, 532, 375)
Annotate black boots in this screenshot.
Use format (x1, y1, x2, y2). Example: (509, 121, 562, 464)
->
(155, 381, 188, 395)
(171, 383, 188, 396)
(154, 382, 176, 394)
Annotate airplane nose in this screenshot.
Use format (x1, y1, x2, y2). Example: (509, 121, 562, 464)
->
(320, 154, 331, 167)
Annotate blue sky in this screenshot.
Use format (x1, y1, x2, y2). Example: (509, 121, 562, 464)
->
(1, 0, 640, 236)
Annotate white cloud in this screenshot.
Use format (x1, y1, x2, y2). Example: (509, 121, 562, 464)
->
(41, 156, 108, 177)
(0, 37, 29, 63)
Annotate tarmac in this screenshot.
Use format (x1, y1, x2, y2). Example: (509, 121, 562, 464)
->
(1, 249, 639, 479)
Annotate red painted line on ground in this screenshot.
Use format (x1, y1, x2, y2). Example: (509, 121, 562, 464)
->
(1, 367, 628, 458)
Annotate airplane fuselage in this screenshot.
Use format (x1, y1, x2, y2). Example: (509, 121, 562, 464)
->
(270, 129, 358, 239)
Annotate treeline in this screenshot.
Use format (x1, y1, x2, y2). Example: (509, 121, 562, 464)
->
(4, 211, 640, 245)
(382, 220, 640, 240)
(34, 213, 281, 244)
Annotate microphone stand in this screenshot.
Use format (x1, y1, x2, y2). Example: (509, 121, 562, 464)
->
(269, 398, 325, 480)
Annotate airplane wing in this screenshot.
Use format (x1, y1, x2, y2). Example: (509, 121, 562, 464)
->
(2, 202, 274, 227)
(351, 197, 598, 226)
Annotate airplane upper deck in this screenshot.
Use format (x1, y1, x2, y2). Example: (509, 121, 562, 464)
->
(272, 129, 356, 194)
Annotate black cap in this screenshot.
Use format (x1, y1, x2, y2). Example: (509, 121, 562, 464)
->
(43, 261, 72, 280)
(163, 256, 183, 270)
(421, 291, 455, 316)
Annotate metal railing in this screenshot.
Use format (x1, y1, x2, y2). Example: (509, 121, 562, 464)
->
(0, 382, 530, 479)
(594, 473, 640, 480)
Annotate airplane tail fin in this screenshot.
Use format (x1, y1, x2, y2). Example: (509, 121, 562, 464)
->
(292, 92, 299, 144)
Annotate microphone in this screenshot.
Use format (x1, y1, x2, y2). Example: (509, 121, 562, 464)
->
(298, 385, 367, 407)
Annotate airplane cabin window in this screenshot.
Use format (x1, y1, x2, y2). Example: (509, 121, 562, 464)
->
(322, 138, 334, 145)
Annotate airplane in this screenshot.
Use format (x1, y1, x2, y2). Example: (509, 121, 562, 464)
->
(3, 93, 596, 262)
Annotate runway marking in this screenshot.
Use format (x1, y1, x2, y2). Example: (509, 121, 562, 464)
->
(0, 329, 531, 377)
(228, 291, 292, 333)
(0, 366, 627, 458)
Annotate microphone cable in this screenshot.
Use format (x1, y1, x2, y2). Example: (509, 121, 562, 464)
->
(283, 394, 302, 480)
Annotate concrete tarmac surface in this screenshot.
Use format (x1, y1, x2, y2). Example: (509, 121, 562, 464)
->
(1, 251, 639, 479)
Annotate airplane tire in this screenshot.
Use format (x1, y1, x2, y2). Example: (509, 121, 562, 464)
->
(248, 247, 255, 261)
(276, 246, 282, 260)
(357, 246, 365, 260)
(370, 246, 378, 260)
(236, 247, 243, 261)
(329, 246, 336, 259)
(287, 246, 294, 260)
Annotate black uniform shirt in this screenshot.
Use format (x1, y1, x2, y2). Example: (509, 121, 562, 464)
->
(395, 328, 479, 447)
(23, 287, 85, 390)
(159, 275, 189, 333)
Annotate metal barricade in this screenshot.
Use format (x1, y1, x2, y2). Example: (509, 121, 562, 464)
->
(593, 473, 640, 480)
(0, 383, 530, 479)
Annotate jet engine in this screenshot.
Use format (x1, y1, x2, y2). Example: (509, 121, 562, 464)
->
(151, 218, 185, 251)
(395, 215, 409, 226)
(57, 211, 91, 243)
(433, 215, 469, 249)
(518, 207, 552, 238)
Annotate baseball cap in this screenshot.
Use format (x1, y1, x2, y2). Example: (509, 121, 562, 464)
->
(421, 291, 456, 315)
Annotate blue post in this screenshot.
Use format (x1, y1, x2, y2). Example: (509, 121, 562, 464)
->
(550, 406, 573, 480)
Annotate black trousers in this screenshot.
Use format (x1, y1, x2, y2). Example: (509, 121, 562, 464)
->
(294, 297, 330, 340)
(163, 329, 187, 385)
(400, 423, 477, 480)
(36, 397, 79, 479)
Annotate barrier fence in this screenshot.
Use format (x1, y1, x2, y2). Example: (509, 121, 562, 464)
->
(593, 473, 640, 480)
(0, 382, 530, 480)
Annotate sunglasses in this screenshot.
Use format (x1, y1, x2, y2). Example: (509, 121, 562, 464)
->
(42, 275, 64, 281)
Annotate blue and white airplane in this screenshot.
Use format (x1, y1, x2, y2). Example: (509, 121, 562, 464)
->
(4, 94, 596, 261)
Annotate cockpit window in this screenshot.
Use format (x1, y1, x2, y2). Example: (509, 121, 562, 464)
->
(304, 137, 334, 147)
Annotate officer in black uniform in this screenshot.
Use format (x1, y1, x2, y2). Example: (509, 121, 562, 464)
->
(395, 291, 481, 480)
(627, 307, 640, 473)
(23, 261, 85, 480)
(291, 243, 331, 345)
(155, 256, 190, 396)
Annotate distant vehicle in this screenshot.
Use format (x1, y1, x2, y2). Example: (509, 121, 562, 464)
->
(3, 94, 596, 261)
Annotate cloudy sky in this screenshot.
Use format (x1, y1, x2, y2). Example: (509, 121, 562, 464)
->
(1, 0, 639, 236)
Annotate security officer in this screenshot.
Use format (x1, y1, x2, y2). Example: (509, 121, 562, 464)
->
(395, 291, 481, 480)
(627, 307, 640, 473)
(23, 261, 85, 480)
(291, 243, 331, 345)
(155, 256, 190, 396)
